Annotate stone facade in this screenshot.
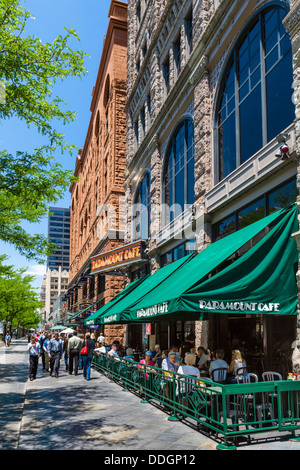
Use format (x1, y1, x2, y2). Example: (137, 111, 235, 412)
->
(68, 0, 128, 345)
(125, 0, 300, 365)
(285, 0, 300, 367)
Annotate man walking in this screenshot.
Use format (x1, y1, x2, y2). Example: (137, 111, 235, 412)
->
(43, 332, 50, 372)
(27, 335, 40, 381)
(39, 332, 46, 370)
(5, 332, 11, 347)
(47, 332, 63, 378)
(67, 331, 82, 376)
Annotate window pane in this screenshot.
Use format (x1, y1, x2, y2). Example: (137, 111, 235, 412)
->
(238, 198, 265, 229)
(219, 112, 236, 179)
(268, 179, 297, 214)
(187, 121, 195, 205)
(216, 215, 236, 240)
(175, 167, 185, 216)
(266, 51, 294, 141)
(240, 83, 262, 163)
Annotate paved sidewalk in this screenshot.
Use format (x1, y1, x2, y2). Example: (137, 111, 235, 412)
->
(1, 338, 300, 452)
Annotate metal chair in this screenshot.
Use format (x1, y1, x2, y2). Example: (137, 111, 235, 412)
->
(236, 373, 259, 384)
(211, 367, 228, 384)
(262, 371, 282, 381)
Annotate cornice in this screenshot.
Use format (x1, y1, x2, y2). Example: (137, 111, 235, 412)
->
(283, 0, 300, 35)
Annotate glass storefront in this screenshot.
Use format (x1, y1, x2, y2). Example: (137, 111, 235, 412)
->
(213, 178, 297, 240)
(160, 239, 195, 267)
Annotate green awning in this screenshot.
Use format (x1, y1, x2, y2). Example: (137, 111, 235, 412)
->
(184, 203, 298, 317)
(126, 204, 298, 322)
(67, 300, 99, 322)
(84, 276, 148, 327)
(99, 253, 194, 325)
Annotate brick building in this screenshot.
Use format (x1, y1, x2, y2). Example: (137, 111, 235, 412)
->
(122, 0, 300, 372)
(66, 0, 128, 344)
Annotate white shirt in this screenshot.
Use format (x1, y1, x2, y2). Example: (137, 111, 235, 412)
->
(28, 342, 40, 356)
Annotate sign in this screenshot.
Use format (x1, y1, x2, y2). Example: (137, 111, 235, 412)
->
(90, 241, 147, 275)
(198, 300, 281, 313)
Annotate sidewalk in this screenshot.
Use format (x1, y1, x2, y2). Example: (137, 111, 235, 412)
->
(1, 338, 300, 452)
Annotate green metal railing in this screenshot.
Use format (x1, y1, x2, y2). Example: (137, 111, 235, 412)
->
(92, 353, 300, 450)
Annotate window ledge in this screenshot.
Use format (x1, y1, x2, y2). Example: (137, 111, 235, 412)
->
(206, 123, 296, 214)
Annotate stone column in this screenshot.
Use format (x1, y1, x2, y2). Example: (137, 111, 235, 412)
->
(284, 1, 300, 372)
(190, 55, 212, 349)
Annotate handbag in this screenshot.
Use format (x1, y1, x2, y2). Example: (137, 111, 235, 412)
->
(80, 340, 88, 356)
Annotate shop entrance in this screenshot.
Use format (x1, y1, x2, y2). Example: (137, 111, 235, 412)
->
(209, 313, 296, 378)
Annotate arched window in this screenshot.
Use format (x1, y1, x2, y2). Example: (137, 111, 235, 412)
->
(217, 5, 295, 181)
(134, 172, 151, 240)
(163, 118, 194, 225)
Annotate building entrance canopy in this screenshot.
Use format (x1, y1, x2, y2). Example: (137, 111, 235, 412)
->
(94, 204, 298, 326)
(85, 254, 194, 327)
(126, 204, 298, 323)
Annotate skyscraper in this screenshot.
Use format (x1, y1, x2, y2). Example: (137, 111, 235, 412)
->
(47, 207, 71, 271)
(45, 207, 70, 325)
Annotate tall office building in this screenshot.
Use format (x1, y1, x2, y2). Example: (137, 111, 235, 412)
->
(45, 206, 70, 325)
(47, 207, 71, 271)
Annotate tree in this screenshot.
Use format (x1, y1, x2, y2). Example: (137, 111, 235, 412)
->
(0, 256, 43, 330)
(0, 0, 87, 261)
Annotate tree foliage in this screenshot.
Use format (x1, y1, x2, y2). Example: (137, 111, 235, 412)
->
(0, 0, 87, 260)
(0, 255, 43, 329)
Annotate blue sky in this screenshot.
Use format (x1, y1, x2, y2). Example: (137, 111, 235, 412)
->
(0, 0, 117, 289)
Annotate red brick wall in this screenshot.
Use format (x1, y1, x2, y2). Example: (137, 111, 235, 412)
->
(69, 1, 128, 345)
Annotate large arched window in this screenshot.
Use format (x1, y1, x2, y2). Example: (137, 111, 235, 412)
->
(217, 5, 295, 181)
(134, 172, 151, 240)
(163, 118, 194, 225)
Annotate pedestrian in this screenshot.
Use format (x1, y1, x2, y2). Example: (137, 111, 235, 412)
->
(47, 332, 63, 378)
(63, 333, 70, 371)
(81, 333, 95, 381)
(78, 333, 84, 370)
(27, 335, 41, 381)
(39, 332, 46, 370)
(43, 332, 50, 372)
(68, 331, 82, 375)
(5, 332, 11, 347)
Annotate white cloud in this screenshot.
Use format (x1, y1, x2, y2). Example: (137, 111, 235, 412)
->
(24, 265, 46, 277)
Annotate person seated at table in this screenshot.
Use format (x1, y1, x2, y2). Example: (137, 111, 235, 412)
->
(178, 353, 201, 378)
(124, 347, 136, 361)
(195, 346, 210, 370)
(162, 351, 181, 374)
(138, 351, 155, 383)
(209, 348, 228, 382)
(156, 349, 168, 369)
(170, 345, 181, 363)
(94, 342, 107, 354)
(139, 351, 155, 367)
(151, 344, 162, 363)
(228, 349, 247, 377)
(107, 344, 119, 358)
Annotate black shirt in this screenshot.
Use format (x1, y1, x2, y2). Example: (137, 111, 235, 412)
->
(82, 339, 95, 358)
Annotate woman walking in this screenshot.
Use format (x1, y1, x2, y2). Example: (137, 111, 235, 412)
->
(81, 333, 95, 381)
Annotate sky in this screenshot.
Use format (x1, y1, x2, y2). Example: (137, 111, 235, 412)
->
(0, 0, 117, 290)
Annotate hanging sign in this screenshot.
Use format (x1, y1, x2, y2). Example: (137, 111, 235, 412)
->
(90, 241, 148, 274)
